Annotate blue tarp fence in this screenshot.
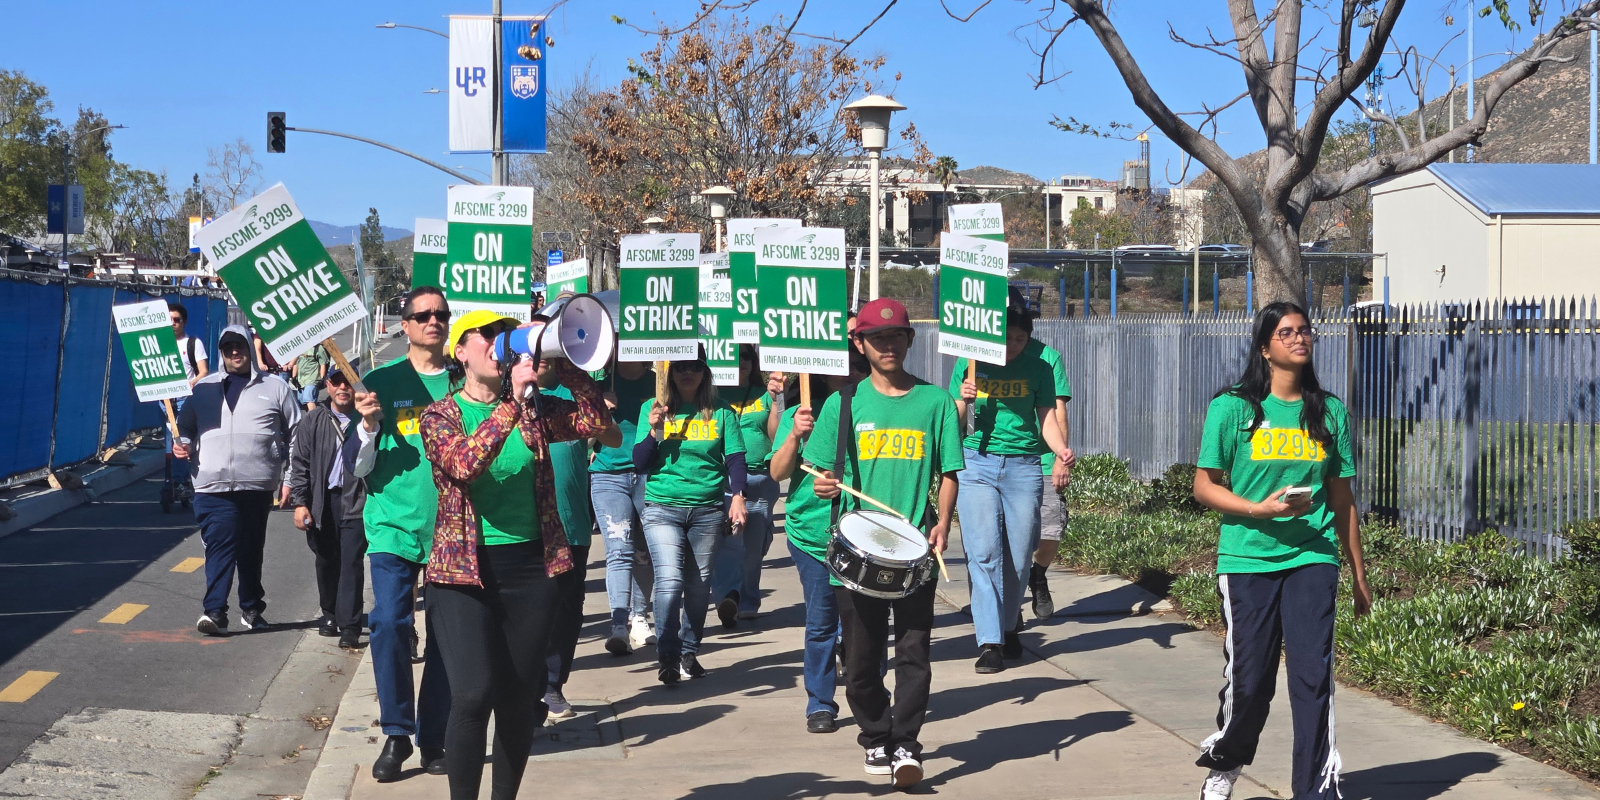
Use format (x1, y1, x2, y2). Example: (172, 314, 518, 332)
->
(0, 269, 232, 483)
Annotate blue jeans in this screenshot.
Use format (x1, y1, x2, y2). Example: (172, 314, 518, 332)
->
(591, 472, 653, 627)
(640, 503, 726, 661)
(956, 449, 1043, 646)
(788, 540, 841, 717)
(193, 490, 271, 617)
(296, 383, 318, 406)
(712, 471, 780, 613)
(369, 552, 450, 747)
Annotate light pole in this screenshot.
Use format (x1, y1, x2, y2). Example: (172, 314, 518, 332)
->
(376, 21, 449, 38)
(701, 185, 735, 252)
(643, 216, 666, 235)
(60, 123, 125, 267)
(844, 95, 905, 300)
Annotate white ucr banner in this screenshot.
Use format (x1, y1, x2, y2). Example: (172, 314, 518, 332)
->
(449, 16, 494, 153)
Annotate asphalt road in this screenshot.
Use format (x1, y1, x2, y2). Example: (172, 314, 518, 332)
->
(0, 326, 398, 775)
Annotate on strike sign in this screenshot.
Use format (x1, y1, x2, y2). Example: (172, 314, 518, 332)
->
(937, 232, 1010, 364)
(755, 227, 848, 376)
(446, 185, 535, 320)
(618, 233, 700, 362)
(412, 218, 448, 290)
(196, 183, 366, 363)
(947, 203, 1005, 242)
(698, 253, 738, 386)
(113, 299, 192, 403)
(727, 218, 798, 343)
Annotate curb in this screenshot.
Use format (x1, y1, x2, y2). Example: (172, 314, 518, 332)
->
(0, 446, 167, 541)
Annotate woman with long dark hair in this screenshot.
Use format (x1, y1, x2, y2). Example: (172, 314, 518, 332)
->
(632, 352, 748, 685)
(1191, 302, 1371, 800)
(711, 344, 785, 628)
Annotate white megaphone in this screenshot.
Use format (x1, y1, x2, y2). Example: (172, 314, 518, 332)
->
(491, 293, 617, 397)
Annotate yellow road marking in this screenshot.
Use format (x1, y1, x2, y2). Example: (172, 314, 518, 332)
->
(99, 603, 148, 625)
(171, 557, 205, 573)
(0, 671, 58, 703)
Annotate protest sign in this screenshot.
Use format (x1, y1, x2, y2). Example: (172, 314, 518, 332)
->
(698, 253, 738, 386)
(112, 299, 192, 404)
(195, 183, 366, 365)
(727, 218, 799, 343)
(947, 203, 1005, 242)
(412, 218, 448, 290)
(445, 185, 535, 320)
(546, 257, 589, 296)
(618, 233, 700, 362)
(937, 232, 1010, 365)
(756, 227, 848, 377)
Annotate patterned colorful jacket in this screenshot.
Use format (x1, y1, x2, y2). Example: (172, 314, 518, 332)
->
(420, 362, 611, 585)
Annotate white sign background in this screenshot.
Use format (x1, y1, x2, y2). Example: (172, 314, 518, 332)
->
(449, 16, 494, 153)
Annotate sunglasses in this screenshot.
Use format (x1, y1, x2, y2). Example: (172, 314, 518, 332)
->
(219, 341, 248, 353)
(406, 310, 450, 324)
(327, 374, 350, 387)
(675, 361, 707, 373)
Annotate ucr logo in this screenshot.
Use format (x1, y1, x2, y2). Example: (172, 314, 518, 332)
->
(455, 66, 488, 97)
(509, 66, 539, 100)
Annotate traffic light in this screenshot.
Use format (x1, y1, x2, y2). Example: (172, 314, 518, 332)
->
(267, 112, 286, 154)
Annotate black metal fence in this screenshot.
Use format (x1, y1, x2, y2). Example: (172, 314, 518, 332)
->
(908, 299, 1600, 559)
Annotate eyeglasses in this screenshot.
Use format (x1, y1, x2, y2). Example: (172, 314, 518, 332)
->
(327, 374, 350, 387)
(219, 341, 248, 354)
(405, 310, 450, 324)
(1274, 326, 1317, 344)
(675, 361, 707, 373)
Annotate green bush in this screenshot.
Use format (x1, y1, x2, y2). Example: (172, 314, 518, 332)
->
(1534, 713, 1600, 776)
(1169, 570, 1222, 626)
(1145, 463, 1205, 514)
(1057, 509, 1217, 584)
(1067, 454, 1148, 512)
(1443, 648, 1595, 741)
(1564, 518, 1600, 564)
(1560, 518, 1600, 623)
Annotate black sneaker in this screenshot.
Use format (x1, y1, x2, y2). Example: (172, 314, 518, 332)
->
(658, 661, 681, 686)
(371, 734, 412, 783)
(806, 711, 837, 733)
(717, 593, 739, 630)
(1003, 630, 1023, 660)
(419, 746, 447, 776)
(196, 612, 227, 637)
(974, 644, 1004, 674)
(891, 746, 923, 789)
(1030, 563, 1055, 619)
(318, 617, 339, 637)
(241, 611, 270, 631)
(605, 623, 633, 656)
(863, 746, 892, 775)
(680, 652, 706, 679)
(339, 627, 363, 650)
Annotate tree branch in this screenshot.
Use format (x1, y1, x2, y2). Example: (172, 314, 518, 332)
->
(939, 0, 992, 22)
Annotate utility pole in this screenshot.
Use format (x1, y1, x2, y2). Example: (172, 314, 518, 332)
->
(491, 0, 506, 185)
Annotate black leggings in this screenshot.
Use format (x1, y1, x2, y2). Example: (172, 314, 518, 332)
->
(430, 542, 567, 800)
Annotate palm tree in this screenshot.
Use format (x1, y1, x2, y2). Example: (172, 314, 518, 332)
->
(933, 155, 959, 197)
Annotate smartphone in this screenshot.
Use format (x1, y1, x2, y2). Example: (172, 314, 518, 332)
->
(1282, 486, 1313, 503)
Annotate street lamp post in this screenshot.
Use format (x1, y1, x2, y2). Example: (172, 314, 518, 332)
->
(701, 185, 736, 252)
(844, 95, 906, 300)
(643, 216, 666, 235)
(60, 124, 126, 268)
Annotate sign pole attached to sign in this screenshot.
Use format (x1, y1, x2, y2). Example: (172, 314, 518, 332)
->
(444, 184, 535, 321)
(698, 253, 738, 386)
(937, 232, 1011, 366)
(756, 227, 849, 377)
(947, 203, 1006, 242)
(412, 218, 448, 290)
(727, 218, 799, 344)
(112, 299, 193, 410)
(546, 257, 589, 297)
(618, 233, 701, 365)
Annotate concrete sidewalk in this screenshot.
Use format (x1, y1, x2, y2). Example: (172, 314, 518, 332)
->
(307, 530, 1600, 800)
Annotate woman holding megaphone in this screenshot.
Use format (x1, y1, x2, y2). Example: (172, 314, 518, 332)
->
(632, 349, 748, 686)
(419, 310, 612, 800)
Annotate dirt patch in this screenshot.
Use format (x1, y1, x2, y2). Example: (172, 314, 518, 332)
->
(1569, 680, 1600, 718)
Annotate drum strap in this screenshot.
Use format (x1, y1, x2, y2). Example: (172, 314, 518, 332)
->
(829, 381, 860, 529)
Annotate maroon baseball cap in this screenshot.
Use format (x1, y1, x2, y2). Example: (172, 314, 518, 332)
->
(853, 298, 912, 336)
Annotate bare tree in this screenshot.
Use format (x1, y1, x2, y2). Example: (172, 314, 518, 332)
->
(203, 138, 263, 212)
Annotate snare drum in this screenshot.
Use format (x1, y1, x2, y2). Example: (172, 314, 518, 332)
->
(826, 510, 935, 600)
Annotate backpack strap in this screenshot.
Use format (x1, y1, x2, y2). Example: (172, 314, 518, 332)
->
(828, 381, 858, 529)
(185, 336, 198, 376)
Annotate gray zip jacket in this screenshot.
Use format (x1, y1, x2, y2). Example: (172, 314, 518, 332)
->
(177, 324, 302, 494)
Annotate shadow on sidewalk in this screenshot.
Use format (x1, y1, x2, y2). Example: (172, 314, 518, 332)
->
(926, 676, 1088, 723)
(1024, 617, 1199, 655)
(1321, 751, 1503, 800)
(918, 711, 1136, 789)
(619, 702, 737, 748)
(680, 771, 887, 799)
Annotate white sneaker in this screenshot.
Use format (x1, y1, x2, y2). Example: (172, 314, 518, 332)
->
(890, 746, 923, 789)
(1200, 766, 1241, 800)
(629, 616, 656, 649)
(544, 688, 575, 722)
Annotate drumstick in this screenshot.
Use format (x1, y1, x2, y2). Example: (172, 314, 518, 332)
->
(798, 463, 951, 582)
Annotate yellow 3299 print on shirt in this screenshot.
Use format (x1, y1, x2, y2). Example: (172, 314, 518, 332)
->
(1249, 423, 1328, 462)
(857, 427, 926, 461)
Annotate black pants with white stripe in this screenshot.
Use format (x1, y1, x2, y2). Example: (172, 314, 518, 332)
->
(1197, 563, 1342, 799)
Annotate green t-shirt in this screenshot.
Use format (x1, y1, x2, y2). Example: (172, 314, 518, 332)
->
(361, 357, 453, 563)
(1197, 392, 1355, 574)
(803, 379, 965, 534)
(634, 399, 746, 507)
(543, 386, 592, 546)
(947, 347, 1056, 455)
(454, 395, 540, 546)
(774, 405, 829, 564)
(1032, 341, 1073, 475)
(721, 385, 775, 472)
(590, 369, 656, 474)
(294, 345, 329, 388)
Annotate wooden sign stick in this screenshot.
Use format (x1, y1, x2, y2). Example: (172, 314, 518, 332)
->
(162, 398, 181, 440)
(799, 373, 811, 411)
(320, 338, 368, 394)
(798, 463, 950, 582)
(656, 360, 671, 406)
(965, 358, 977, 436)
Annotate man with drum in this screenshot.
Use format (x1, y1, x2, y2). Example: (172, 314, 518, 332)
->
(810, 298, 964, 790)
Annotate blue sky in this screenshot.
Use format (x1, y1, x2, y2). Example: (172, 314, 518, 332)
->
(7, 1, 1537, 230)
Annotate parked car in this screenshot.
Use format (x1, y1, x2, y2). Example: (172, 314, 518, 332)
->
(1196, 243, 1249, 253)
(1113, 244, 1178, 253)
(1300, 240, 1331, 253)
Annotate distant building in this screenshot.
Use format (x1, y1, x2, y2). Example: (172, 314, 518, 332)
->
(1372, 164, 1600, 304)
